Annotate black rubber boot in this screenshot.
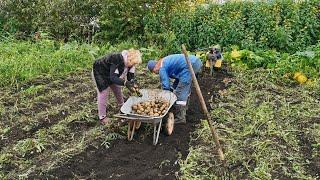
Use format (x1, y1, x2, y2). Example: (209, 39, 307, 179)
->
(174, 105, 187, 124)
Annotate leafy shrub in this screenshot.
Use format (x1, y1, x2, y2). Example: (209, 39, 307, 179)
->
(2, 1, 318, 53)
(0, 0, 102, 41)
(146, 0, 320, 53)
(224, 41, 320, 80)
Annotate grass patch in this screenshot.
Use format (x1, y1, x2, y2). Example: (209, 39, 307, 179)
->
(0, 40, 97, 87)
(0, 39, 159, 88)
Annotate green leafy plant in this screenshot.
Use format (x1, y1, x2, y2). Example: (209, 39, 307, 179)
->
(101, 132, 125, 149)
(224, 42, 320, 82)
(14, 138, 47, 157)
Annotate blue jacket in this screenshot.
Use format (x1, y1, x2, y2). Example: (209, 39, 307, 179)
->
(159, 54, 201, 90)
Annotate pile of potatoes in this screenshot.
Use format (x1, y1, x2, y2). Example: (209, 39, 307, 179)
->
(131, 99, 170, 117)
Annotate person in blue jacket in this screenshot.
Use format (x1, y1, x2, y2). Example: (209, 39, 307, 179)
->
(147, 54, 202, 124)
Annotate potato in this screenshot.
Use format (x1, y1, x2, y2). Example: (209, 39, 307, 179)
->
(131, 98, 169, 115)
(132, 105, 138, 110)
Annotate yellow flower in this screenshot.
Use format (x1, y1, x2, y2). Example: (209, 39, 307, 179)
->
(294, 72, 308, 84)
(293, 72, 302, 79)
(231, 49, 241, 59)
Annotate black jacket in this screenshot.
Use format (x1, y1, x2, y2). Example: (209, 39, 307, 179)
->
(93, 53, 134, 92)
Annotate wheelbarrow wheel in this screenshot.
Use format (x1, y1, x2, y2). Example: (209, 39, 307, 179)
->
(165, 112, 174, 136)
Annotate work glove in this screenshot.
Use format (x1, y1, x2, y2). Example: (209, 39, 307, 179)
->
(125, 80, 135, 92)
(126, 80, 142, 97)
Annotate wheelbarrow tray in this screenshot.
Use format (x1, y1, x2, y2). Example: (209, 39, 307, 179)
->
(114, 89, 177, 145)
(120, 89, 177, 120)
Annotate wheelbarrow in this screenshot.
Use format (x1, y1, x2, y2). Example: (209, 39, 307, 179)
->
(113, 89, 177, 145)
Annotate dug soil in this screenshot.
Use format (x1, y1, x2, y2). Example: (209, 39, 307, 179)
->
(0, 72, 95, 151)
(43, 70, 232, 180)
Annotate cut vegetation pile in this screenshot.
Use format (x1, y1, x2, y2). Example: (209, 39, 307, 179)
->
(180, 69, 320, 179)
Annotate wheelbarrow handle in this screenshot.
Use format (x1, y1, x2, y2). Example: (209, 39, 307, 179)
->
(113, 114, 156, 120)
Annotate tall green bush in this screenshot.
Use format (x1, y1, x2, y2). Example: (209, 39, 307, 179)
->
(145, 0, 320, 53)
(0, 0, 188, 43)
(1, 0, 102, 41)
(1, 0, 319, 52)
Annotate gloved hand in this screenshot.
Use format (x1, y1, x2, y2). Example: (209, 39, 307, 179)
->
(169, 87, 175, 92)
(125, 80, 135, 92)
(126, 79, 142, 97)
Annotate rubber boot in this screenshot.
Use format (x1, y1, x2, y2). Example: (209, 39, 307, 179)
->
(174, 105, 187, 124)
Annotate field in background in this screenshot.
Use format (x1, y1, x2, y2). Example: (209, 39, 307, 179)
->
(0, 37, 319, 178)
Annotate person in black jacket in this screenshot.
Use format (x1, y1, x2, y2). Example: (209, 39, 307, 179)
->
(92, 49, 142, 125)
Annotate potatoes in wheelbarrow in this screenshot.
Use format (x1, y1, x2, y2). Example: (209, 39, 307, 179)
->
(131, 99, 169, 117)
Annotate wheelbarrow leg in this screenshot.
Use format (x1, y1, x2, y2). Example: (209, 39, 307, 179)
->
(127, 121, 136, 141)
(135, 121, 141, 130)
(153, 119, 163, 145)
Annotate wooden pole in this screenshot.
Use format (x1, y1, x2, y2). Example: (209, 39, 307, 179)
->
(181, 44, 225, 161)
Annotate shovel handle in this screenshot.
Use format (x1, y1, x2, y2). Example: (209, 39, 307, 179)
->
(181, 44, 225, 161)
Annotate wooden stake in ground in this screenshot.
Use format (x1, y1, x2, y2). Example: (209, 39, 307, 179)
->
(181, 44, 225, 161)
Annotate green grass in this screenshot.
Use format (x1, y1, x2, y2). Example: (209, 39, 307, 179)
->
(180, 69, 320, 179)
(0, 39, 159, 88)
(0, 40, 96, 87)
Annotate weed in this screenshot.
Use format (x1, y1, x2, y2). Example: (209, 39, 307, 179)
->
(14, 138, 46, 157)
(159, 159, 171, 169)
(101, 132, 125, 149)
(21, 85, 45, 96)
(0, 153, 13, 169)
